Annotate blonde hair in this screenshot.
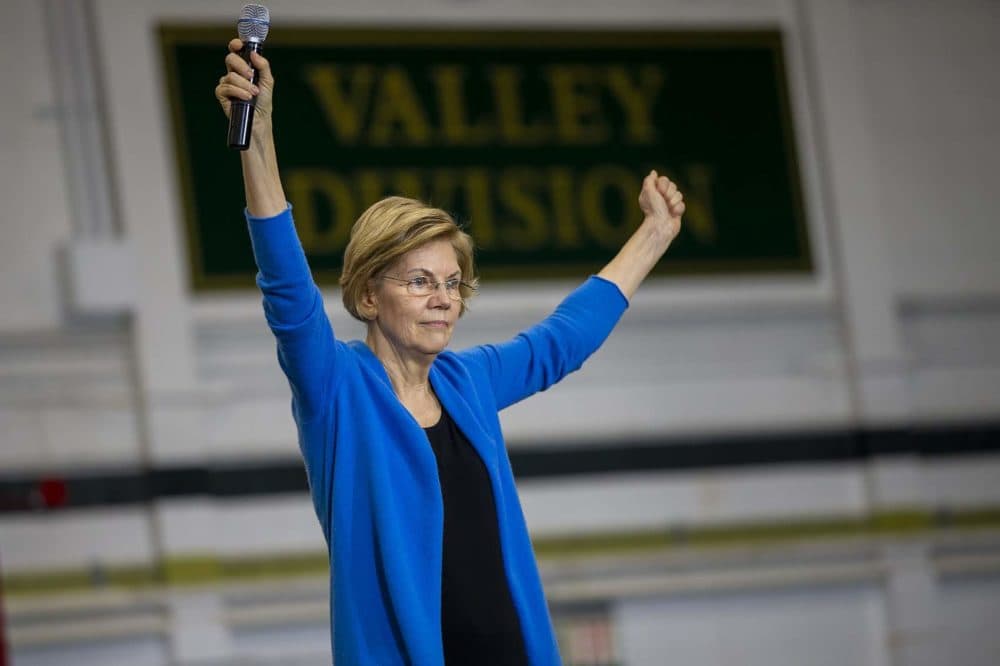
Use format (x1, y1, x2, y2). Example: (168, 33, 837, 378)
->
(340, 196, 478, 322)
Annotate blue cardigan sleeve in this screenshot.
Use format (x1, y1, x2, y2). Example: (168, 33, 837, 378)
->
(456, 275, 629, 411)
(245, 205, 340, 424)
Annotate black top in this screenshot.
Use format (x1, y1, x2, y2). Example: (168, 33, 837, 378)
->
(424, 408, 529, 666)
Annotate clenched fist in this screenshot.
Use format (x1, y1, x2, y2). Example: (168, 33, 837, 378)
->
(214, 38, 275, 131)
(639, 170, 684, 245)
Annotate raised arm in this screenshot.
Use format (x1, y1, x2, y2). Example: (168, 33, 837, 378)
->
(215, 38, 285, 216)
(597, 170, 685, 300)
(214, 39, 338, 422)
(457, 170, 684, 409)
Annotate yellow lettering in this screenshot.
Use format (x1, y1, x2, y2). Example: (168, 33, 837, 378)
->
(548, 167, 581, 249)
(545, 66, 610, 144)
(579, 166, 641, 247)
(284, 169, 354, 253)
(357, 169, 386, 207)
(370, 67, 432, 146)
(463, 169, 496, 248)
(390, 170, 425, 200)
(301, 65, 374, 144)
(498, 169, 548, 251)
(680, 164, 717, 244)
(605, 66, 663, 144)
(431, 66, 493, 145)
(491, 66, 553, 145)
(430, 169, 460, 211)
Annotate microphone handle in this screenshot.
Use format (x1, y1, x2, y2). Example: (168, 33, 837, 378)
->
(227, 40, 263, 150)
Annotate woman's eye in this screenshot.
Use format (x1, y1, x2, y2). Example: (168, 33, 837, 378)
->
(444, 279, 460, 291)
(410, 277, 430, 288)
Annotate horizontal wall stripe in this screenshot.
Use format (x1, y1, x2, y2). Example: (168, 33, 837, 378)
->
(1, 421, 998, 513)
(5, 507, 1000, 597)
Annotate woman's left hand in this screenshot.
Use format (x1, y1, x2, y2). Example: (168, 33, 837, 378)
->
(638, 170, 685, 245)
(597, 168, 687, 299)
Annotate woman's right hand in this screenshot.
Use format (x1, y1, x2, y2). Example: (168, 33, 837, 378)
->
(214, 38, 275, 130)
(216, 39, 285, 215)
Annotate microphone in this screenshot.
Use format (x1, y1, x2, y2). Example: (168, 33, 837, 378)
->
(228, 4, 270, 150)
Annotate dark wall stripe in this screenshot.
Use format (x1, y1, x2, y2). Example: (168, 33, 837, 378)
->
(1, 421, 998, 513)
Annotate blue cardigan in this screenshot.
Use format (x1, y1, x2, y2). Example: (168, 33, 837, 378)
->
(247, 205, 629, 665)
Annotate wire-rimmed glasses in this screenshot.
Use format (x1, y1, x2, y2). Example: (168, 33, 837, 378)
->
(380, 275, 477, 301)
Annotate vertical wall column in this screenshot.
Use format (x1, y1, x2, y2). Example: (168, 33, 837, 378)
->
(51, 1, 228, 660)
(796, 6, 939, 663)
(796, 0, 911, 426)
(84, 4, 226, 660)
(167, 591, 234, 663)
(41, 0, 137, 315)
(882, 543, 944, 666)
(86, 0, 201, 463)
(795, 0, 922, 524)
(41, 0, 117, 241)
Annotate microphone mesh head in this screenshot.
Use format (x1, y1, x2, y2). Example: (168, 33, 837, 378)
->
(237, 4, 270, 43)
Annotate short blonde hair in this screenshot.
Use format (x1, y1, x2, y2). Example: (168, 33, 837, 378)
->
(340, 196, 478, 322)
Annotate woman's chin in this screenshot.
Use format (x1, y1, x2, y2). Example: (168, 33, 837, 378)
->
(413, 332, 452, 356)
(427, 339, 452, 355)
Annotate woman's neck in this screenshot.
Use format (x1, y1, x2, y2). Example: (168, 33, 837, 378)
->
(365, 329, 434, 399)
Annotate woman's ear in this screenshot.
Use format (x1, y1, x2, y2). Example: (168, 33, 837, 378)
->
(359, 283, 378, 321)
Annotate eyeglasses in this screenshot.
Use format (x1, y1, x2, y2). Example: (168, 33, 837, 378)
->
(380, 275, 477, 301)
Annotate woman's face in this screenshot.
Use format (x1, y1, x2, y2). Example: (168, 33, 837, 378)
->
(368, 238, 462, 358)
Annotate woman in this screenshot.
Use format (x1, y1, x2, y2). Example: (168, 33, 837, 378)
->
(215, 38, 684, 665)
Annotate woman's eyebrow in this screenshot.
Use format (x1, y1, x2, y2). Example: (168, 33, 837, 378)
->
(404, 268, 461, 278)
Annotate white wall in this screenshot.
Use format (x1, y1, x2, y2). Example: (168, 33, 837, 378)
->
(0, 0, 997, 570)
(0, 0, 74, 332)
(858, 0, 1000, 299)
(3, 0, 996, 475)
(617, 585, 891, 666)
(3, 0, 1000, 664)
(936, 576, 1000, 666)
(11, 557, 1000, 665)
(88, 0, 850, 466)
(855, 0, 1000, 424)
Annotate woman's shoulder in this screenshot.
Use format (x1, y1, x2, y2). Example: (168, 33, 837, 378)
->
(433, 347, 494, 387)
(433, 347, 476, 371)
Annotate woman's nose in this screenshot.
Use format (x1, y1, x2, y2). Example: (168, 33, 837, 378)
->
(427, 284, 452, 307)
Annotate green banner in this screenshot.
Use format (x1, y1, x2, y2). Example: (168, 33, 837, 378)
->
(160, 27, 811, 290)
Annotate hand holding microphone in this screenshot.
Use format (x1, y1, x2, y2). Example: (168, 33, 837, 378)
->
(214, 5, 286, 215)
(214, 4, 272, 150)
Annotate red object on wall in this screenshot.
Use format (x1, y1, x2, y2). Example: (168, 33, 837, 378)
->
(37, 478, 68, 508)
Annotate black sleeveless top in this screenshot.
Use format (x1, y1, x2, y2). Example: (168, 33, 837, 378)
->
(424, 408, 529, 665)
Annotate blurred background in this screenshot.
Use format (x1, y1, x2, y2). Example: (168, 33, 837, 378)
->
(2, 0, 999, 664)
